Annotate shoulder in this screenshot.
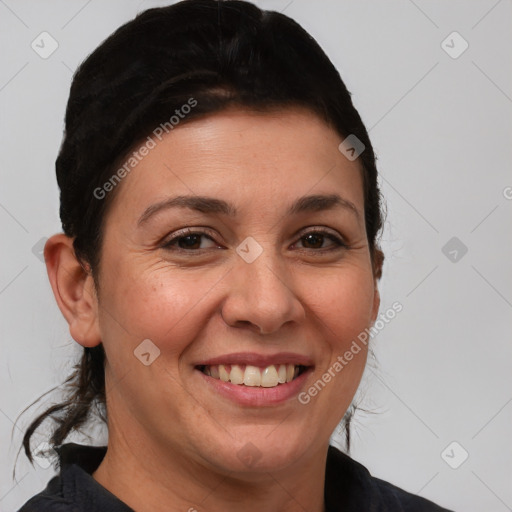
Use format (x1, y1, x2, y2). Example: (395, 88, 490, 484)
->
(17, 443, 133, 512)
(369, 475, 454, 511)
(325, 445, 455, 512)
(17, 471, 74, 512)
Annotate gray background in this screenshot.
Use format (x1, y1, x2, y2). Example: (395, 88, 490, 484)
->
(1, 1, 511, 511)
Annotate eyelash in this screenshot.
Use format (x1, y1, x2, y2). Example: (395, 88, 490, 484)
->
(161, 227, 347, 254)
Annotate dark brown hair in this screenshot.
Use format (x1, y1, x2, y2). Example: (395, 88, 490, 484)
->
(21, 0, 384, 464)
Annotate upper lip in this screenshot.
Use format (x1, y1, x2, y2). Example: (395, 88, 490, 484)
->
(195, 352, 314, 367)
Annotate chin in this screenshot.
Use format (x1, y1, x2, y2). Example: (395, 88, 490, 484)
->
(204, 428, 315, 475)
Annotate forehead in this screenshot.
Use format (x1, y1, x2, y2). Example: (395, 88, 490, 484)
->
(106, 108, 364, 224)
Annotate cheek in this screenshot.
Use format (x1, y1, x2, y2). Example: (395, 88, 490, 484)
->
(307, 266, 375, 393)
(98, 262, 224, 361)
(296, 267, 375, 429)
(96, 265, 223, 421)
(307, 266, 376, 346)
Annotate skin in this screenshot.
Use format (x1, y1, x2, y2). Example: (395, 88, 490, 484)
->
(44, 108, 381, 512)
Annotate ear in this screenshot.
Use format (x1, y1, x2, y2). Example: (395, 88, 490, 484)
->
(370, 248, 384, 324)
(371, 284, 381, 325)
(44, 234, 101, 348)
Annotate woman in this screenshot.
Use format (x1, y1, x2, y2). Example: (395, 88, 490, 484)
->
(18, 1, 453, 510)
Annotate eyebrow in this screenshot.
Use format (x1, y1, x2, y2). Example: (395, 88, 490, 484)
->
(137, 193, 360, 226)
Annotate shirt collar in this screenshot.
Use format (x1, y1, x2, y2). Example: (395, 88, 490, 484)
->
(54, 442, 382, 511)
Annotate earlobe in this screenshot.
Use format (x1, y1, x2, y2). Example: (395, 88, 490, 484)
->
(44, 234, 102, 348)
(370, 247, 383, 324)
(371, 286, 381, 324)
(373, 248, 384, 281)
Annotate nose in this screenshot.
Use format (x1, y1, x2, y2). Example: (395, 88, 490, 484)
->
(220, 248, 306, 335)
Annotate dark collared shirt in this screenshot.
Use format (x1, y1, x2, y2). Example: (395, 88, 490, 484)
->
(18, 443, 454, 511)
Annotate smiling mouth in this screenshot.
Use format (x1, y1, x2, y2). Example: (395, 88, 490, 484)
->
(195, 364, 309, 388)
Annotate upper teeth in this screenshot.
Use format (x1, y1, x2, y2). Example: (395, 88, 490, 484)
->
(201, 364, 300, 387)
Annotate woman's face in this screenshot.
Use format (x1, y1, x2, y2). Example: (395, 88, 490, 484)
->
(92, 108, 380, 474)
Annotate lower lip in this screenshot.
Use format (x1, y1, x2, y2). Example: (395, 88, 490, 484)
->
(196, 368, 313, 406)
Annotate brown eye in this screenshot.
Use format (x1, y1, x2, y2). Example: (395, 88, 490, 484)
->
(162, 229, 219, 251)
(174, 234, 204, 249)
(295, 230, 346, 251)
